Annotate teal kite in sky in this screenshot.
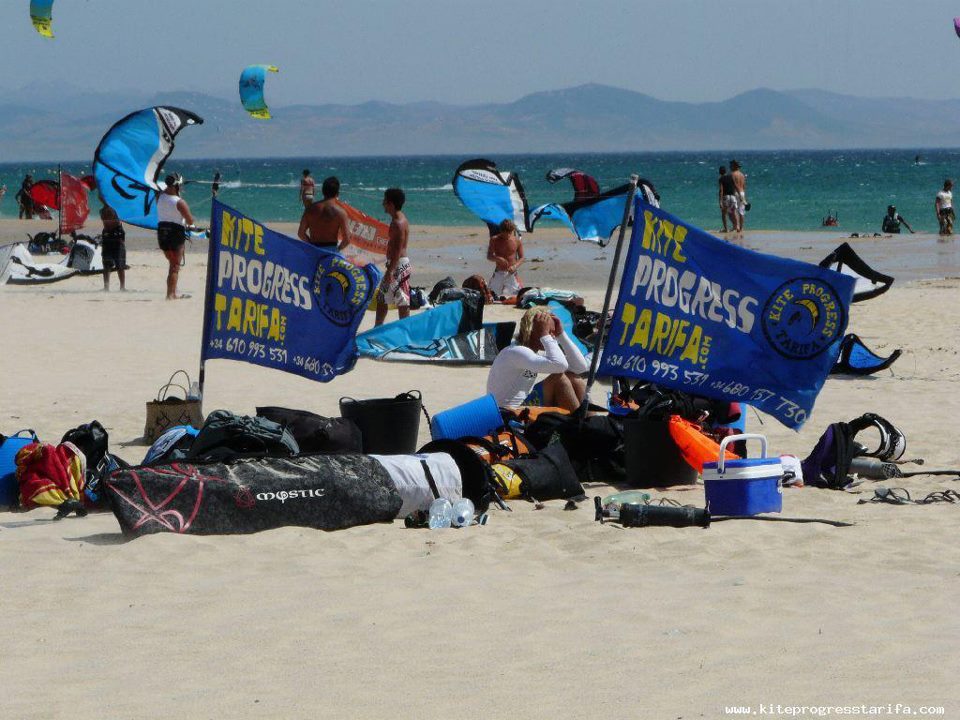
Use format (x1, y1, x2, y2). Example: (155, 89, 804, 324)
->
(30, 0, 54, 38)
(239, 65, 280, 119)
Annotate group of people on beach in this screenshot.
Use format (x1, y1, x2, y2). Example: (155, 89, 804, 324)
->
(294, 169, 581, 410)
(296, 170, 411, 327)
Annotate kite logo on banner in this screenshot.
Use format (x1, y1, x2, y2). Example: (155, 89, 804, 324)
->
(202, 200, 381, 383)
(313, 259, 372, 327)
(761, 278, 846, 360)
(598, 199, 855, 429)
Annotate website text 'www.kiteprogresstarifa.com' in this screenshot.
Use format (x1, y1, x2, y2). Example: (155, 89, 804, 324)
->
(722, 704, 946, 717)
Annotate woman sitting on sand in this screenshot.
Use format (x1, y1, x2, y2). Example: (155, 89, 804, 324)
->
(486, 306, 589, 412)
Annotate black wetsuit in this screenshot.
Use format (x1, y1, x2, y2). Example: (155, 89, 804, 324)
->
(881, 214, 902, 234)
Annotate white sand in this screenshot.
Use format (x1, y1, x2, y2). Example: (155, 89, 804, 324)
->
(1, 220, 958, 718)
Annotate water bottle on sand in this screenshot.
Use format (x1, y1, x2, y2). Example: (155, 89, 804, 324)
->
(451, 498, 475, 528)
(428, 498, 453, 529)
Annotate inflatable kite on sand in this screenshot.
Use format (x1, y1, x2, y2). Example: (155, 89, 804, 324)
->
(239, 65, 280, 119)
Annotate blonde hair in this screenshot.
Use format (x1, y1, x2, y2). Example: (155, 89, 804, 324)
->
(518, 306, 545, 345)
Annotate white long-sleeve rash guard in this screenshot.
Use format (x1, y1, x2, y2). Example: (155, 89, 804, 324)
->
(486, 333, 589, 408)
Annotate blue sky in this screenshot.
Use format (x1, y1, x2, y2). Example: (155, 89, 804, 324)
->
(2, 0, 958, 105)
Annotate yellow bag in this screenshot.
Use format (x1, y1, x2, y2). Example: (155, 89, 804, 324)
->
(490, 463, 524, 499)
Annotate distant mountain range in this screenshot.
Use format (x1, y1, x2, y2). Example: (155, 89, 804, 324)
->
(3, 82, 960, 162)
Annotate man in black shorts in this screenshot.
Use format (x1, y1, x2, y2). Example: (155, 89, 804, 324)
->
(100, 202, 126, 291)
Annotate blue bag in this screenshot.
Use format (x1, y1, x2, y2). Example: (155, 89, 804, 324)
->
(0, 430, 39, 508)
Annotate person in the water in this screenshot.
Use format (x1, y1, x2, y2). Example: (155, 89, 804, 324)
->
(881, 205, 915, 234)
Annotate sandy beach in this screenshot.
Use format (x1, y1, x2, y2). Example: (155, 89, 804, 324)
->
(1, 218, 958, 719)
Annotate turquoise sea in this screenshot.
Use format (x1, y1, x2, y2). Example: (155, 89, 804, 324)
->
(2, 149, 958, 234)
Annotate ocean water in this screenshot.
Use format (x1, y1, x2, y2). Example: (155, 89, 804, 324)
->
(2, 149, 958, 234)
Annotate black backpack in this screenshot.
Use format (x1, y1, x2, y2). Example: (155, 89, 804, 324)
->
(499, 443, 585, 501)
(428, 277, 457, 305)
(61, 420, 109, 469)
(256, 406, 362, 454)
(525, 412, 625, 482)
(60, 419, 129, 505)
(187, 410, 300, 462)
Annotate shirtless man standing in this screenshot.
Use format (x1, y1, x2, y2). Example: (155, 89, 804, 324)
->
(487, 219, 525, 299)
(730, 160, 748, 233)
(297, 176, 349, 251)
(300, 169, 315, 209)
(375, 188, 411, 326)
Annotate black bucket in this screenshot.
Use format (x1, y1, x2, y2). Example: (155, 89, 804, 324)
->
(339, 390, 422, 454)
(623, 418, 697, 488)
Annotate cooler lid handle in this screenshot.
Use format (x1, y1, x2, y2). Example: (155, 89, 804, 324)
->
(717, 433, 767, 474)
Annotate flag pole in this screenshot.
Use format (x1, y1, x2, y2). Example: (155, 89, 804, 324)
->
(581, 174, 639, 413)
(197, 200, 219, 410)
(57, 163, 62, 240)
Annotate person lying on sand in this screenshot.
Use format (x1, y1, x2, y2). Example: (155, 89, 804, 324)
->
(486, 307, 588, 412)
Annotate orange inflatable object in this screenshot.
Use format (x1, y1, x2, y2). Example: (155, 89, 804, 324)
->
(668, 415, 738, 473)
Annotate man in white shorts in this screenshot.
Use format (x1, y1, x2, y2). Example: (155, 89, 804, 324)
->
(487, 219, 525, 298)
(375, 188, 412, 326)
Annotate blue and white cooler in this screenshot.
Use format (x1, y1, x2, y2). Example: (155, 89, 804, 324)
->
(703, 434, 782, 516)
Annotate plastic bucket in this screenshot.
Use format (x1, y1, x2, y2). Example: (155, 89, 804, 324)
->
(430, 394, 502, 441)
(0, 430, 38, 508)
(623, 419, 697, 488)
(703, 433, 782, 516)
(340, 391, 422, 454)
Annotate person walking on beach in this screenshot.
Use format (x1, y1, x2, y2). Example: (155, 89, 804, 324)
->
(297, 176, 349, 250)
(881, 205, 914, 234)
(157, 173, 195, 300)
(100, 202, 126, 292)
(486, 306, 589, 412)
(300, 169, 315, 208)
(375, 188, 411, 326)
(211, 171, 221, 199)
(935, 179, 954, 236)
(16, 174, 34, 219)
(718, 166, 736, 233)
(487, 219, 525, 299)
(730, 160, 747, 232)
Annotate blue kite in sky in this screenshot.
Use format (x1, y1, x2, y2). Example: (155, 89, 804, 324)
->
(239, 65, 280, 119)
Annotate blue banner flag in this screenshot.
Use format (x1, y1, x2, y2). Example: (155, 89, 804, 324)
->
(598, 200, 855, 428)
(201, 200, 381, 382)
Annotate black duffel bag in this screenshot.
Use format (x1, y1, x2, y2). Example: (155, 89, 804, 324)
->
(105, 454, 401, 537)
(499, 442, 585, 501)
(186, 410, 300, 463)
(525, 412, 625, 482)
(256, 406, 362, 454)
